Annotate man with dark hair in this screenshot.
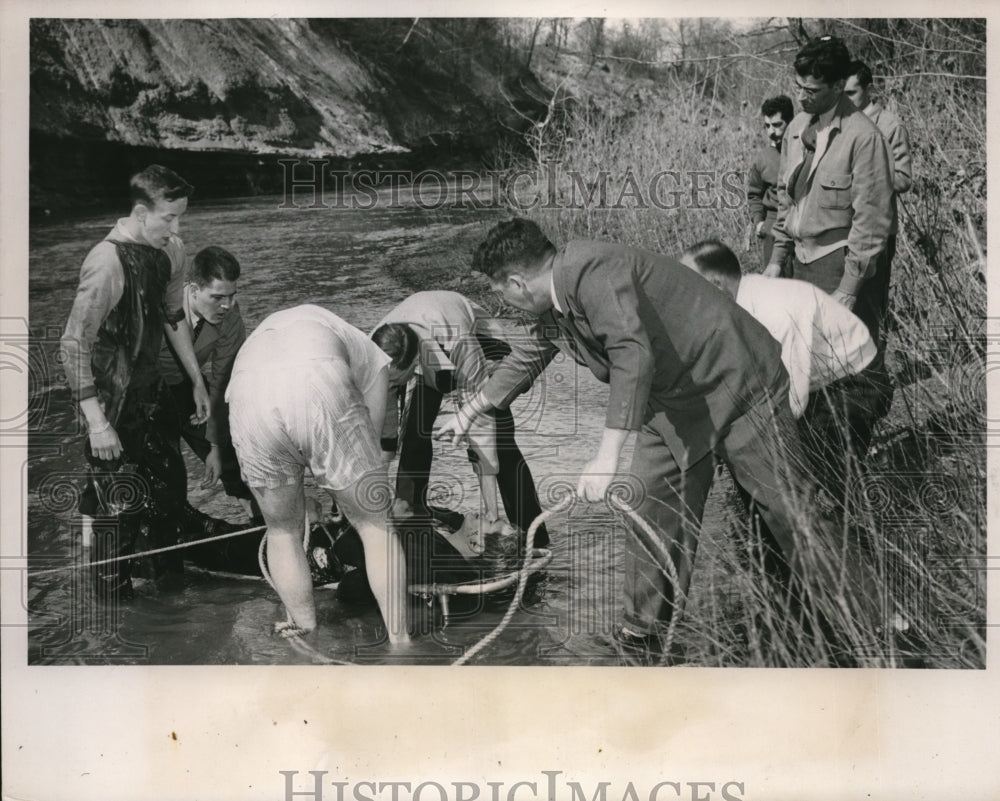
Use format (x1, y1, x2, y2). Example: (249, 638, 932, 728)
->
(681, 240, 875, 422)
(61, 164, 209, 599)
(845, 58, 912, 346)
(747, 94, 794, 270)
(372, 290, 547, 546)
(159, 245, 260, 531)
(226, 305, 410, 642)
(437, 218, 886, 663)
(765, 36, 895, 476)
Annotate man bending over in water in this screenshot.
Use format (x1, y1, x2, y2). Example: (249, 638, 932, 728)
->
(225, 304, 410, 642)
(372, 290, 548, 547)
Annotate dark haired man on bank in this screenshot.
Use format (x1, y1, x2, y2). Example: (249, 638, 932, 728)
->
(437, 218, 884, 663)
(747, 94, 794, 271)
(372, 290, 547, 547)
(766, 36, 895, 485)
(61, 165, 209, 600)
(845, 59, 912, 353)
(158, 245, 261, 535)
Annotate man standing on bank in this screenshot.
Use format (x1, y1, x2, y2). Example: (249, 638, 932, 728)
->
(765, 36, 895, 494)
(61, 165, 209, 599)
(747, 94, 794, 272)
(437, 218, 877, 660)
(372, 290, 548, 547)
(844, 58, 913, 352)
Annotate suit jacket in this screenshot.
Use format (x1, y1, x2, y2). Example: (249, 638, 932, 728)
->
(159, 292, 246, 445)
(481, 240, 788, 468)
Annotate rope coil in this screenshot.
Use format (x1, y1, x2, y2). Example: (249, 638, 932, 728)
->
(453, 492, 684, 666)
(453, 493, 573, 665)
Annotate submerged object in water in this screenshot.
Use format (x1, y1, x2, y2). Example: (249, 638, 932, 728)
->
(185, 505, 552, 615)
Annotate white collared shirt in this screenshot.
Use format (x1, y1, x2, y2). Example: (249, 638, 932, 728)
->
(736, 275, 876, 417)
(550, 271, 563, 313)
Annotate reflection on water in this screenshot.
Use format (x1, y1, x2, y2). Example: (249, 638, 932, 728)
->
(26, 185, 725, 665)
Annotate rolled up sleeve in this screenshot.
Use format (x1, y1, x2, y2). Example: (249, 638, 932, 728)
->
(452, 333, 499, 475)
(162, 239, 187, 327)
(59, 243, 124, 401)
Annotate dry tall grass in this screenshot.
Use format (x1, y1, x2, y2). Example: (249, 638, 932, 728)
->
(486, 18, 985, 667)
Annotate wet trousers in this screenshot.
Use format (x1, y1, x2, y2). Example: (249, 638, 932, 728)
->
(84, 380, 187, 599)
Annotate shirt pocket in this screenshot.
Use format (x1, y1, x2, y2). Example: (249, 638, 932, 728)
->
(817, 172, 853, 210)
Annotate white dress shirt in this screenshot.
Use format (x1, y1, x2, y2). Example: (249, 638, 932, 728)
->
(736, 275, 876, 417)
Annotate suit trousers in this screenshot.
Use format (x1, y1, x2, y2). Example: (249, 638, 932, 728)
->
(621, 394, 884, 649)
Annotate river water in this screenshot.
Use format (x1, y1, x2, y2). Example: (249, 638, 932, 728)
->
(26, 181, 732, 666)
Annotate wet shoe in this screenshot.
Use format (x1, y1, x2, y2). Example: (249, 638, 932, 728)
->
(611, 624, 687, 666)
(611, 624, 663, 666)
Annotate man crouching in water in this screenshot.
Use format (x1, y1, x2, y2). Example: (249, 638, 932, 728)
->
(225, 305, 410, 643)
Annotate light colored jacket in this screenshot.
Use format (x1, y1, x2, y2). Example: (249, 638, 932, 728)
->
(771, 95, 894, 295)
(375, 291, 508, 475)
(865, 101, 913, 234)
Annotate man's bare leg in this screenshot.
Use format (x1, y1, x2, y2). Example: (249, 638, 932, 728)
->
(335, 473, 410, 644)
(251, 482, 316, 632)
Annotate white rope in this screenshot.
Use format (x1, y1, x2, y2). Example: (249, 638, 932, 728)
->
(452, 492, 685, 666)
(257, 515, 352, 665)
(453, 493, 574, 665)
(32, 523, 266, 576)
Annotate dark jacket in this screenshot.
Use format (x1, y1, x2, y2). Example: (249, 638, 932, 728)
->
(481, 240, 788, 467)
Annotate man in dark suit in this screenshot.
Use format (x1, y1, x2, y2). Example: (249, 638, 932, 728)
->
(159, 246, 252, 509)
(438, 218, 883, 663)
